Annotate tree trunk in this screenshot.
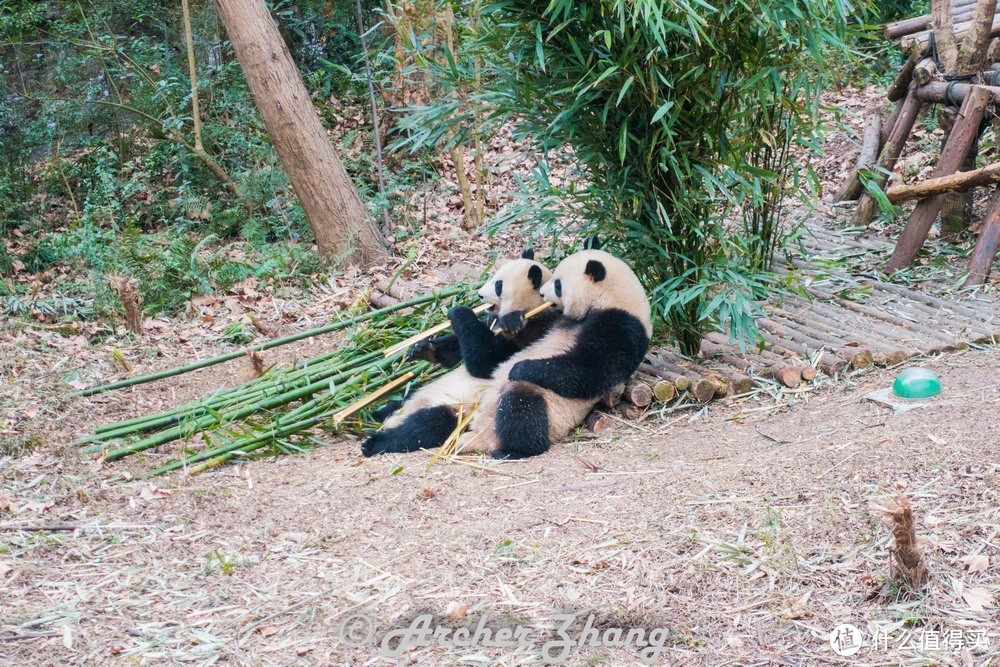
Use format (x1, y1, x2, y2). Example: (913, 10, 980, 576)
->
(215, 0, 388, 266)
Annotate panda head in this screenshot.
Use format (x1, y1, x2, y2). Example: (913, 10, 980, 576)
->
(477, 248, 552, 317)
(540, 249, 652, 337)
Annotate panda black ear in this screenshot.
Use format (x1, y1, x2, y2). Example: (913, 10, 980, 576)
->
(584, 236, 602, 250)
(528, 264, 543, 289)
(585, 260, 606, 282)
(521, 248, 535, 260)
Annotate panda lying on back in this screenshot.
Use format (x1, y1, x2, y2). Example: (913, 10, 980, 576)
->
(452, 245, 651, 459)
(362, 250, 559, 456)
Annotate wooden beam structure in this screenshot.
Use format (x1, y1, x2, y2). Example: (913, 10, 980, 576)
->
(963, 185, 1000, 285)
(888, 85, 993, 271)
(853, 85, 925, 227)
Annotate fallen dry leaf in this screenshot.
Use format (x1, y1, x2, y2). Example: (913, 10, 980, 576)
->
(20, 499, 54, 513)
(22, 406, 39, 419)
(0, 561, 13, 578)
(0, 492, 13, 513)
(446, 601, 469, 621)
(962, 587, 994, 612)
(961, 554, 989, 574)
(782, 591, 813, 619)
(138, 484, 173, 501)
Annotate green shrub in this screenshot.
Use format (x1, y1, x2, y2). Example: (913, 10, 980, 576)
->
(436, 0, 861, 353)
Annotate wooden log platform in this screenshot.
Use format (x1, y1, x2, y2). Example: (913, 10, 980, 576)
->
(632, 220, 999, 414)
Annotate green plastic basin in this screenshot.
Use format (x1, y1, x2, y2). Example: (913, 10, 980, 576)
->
(892, 367, 941, 400)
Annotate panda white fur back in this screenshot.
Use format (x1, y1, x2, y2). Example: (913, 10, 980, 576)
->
(456, 249, 651, 459)
(362, 252, 555, 457)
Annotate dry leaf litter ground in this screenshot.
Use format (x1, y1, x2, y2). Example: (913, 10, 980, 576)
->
(1, 87, 999, 666)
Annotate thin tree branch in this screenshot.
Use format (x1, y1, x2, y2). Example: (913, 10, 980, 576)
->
(355, 0, 391, 240)
(37, 95, 240, 197)
(181, 0, 205, 152)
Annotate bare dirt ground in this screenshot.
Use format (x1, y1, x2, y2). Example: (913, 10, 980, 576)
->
(3, 85, 1000, 666)
(2, 340, 999, 665)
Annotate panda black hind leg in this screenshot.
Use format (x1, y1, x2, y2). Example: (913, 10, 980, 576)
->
(492, 383, 551, 459)
(371, 399, 404, 423)
(361, 406, 458, 456)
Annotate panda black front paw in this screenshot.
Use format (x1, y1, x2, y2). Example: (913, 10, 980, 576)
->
(408, 339, 438, 363)
(496, 311, 526, 338)
(447, 305, 479, 329)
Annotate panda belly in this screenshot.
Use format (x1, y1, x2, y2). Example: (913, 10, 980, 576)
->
(383, 367, 491, 429)
(456, 327, 593, 457)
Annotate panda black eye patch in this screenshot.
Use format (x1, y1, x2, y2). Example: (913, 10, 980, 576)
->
(495, 280, 503, 296)
(554, 279, 562, 297)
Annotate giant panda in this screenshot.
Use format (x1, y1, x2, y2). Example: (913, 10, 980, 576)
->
(361, 250, 558, 456)
(407, 249, 559, 379)
(453, 247, 651, 459)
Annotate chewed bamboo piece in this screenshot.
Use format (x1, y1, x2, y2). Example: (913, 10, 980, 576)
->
(429, 402, 479, 466)
(332, 372, 415, 424)
(383, 303, 492, 358)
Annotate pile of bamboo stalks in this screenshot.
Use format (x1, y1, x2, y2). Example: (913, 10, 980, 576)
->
(78, 287, 474, 476)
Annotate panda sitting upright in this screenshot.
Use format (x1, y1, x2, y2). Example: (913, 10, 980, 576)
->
(362, 250, 559, 456)
(450, 244, 651, 459)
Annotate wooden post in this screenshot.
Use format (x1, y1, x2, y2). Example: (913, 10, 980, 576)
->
(888, 53, 920, 101)
(853, 85, 925, 227)
(834, 114, 883, 202)
(949, 0, 998, 240)
(888, 85, 993, 271)
(881, 98, 905, 147)
(963, 184, 1000, 285)
(912, 58, 937, 85)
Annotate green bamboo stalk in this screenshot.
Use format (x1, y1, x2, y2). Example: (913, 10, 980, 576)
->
(101, 353, 402, 460)
(84, 349, 382, 444)
(145, 414, 322, 476)
(73, 285, 468, 397)
(85, 301, 446, 443)
(145, 365, 423, 475)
